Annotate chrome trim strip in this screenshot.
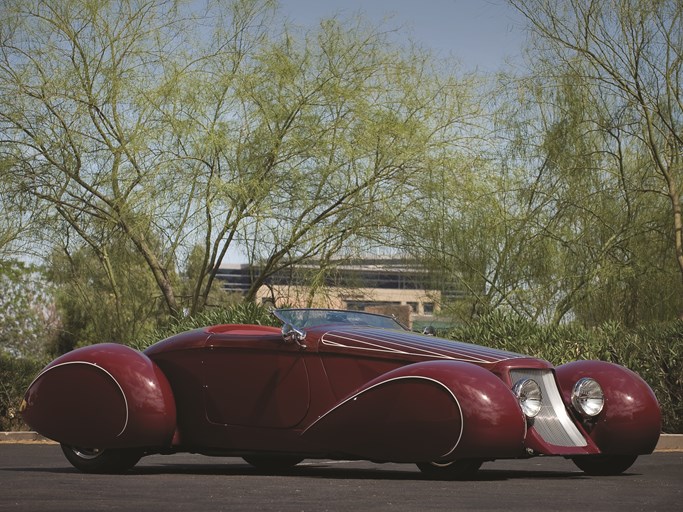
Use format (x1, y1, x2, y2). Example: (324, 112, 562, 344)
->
(303, 375, 464, 458)
(28, 361, 129, 438)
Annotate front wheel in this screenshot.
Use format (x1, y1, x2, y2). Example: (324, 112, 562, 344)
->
(60, 444, 142, 474)
(571, 454, 638, 476)
(416, 459, 483, 480)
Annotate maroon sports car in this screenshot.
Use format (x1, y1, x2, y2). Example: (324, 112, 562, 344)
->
(21, 308, 661, 478)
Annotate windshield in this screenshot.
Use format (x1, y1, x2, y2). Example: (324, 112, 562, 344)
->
(272, 308, 406, 331)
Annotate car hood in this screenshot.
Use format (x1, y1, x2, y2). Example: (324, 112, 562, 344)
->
(315, 326, 526, 365)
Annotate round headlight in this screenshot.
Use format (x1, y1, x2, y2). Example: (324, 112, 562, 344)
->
(571, 378, 604, 417)
(513, 378, 543, 418)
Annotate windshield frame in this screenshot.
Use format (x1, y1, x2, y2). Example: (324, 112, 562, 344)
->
(272, 308, 407, 331)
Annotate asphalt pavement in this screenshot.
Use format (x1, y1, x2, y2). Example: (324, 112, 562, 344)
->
(1, 443, 682, 511)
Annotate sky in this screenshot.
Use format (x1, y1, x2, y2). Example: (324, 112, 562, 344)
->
(274, 0, 528, 72)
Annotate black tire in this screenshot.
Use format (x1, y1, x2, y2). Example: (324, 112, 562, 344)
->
(416, 459, 483, 480)
(571, 454, 638, 476)
(243, 455, 303, 472)
(60, 444, 142, 474)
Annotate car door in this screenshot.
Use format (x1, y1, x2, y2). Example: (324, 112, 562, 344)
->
(201, 329, 310, 429)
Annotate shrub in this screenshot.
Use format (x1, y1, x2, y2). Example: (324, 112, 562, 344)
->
(0, 354, 47, 431)
(628, 322, 683, 433)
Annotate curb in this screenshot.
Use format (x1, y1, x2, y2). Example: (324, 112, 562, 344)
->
(0, 431, 55, 443)
(1, 431, 682, 451)
(653, 433, 683, 452)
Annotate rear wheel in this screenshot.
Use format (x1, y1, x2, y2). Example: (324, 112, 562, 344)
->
(61, 444, 142, 474)
(571, 454, 638, 476)
(243, 455, 303, 472)
(416, 459, 483, 480)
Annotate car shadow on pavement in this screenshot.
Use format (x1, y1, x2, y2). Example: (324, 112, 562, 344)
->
(2, 462, 638, 481)
(125, 461, 592, 481)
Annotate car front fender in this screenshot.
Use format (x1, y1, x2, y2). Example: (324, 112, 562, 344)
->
(22, 343, 177, 449)
(302, 360, 526, 462)
(555, 360, 661, 455)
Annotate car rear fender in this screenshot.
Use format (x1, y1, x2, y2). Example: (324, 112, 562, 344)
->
(555, 360, 661, 455)
(21, 343, 177, 450)
(302, 360, 526, 462)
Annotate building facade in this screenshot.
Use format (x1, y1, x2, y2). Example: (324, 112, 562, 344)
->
(215, 260, 443, 323)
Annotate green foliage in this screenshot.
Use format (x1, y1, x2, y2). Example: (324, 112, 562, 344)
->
(448, 313, 683, 432)
(503, 0, 683, 324)
(1, 0, 475, 320)
(0, 354, 46, 431)
(627, 322, 683, 435)
(182, 245, 237, 314)
(46, 235, 168, 353)
(2, 0, 680, 329)
(0, 261, 57, 359)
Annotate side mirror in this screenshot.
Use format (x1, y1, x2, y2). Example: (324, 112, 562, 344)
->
(282, 323, 307, 349)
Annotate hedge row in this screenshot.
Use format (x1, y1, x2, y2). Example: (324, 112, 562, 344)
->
(2, 307, 681, 433)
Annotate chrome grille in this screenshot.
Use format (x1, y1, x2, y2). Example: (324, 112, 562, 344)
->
(510, 369, 587, 447)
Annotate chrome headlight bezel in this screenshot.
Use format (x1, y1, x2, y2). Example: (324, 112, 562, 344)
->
(513, 378, 543, 418)
(571, 377, 604, 417)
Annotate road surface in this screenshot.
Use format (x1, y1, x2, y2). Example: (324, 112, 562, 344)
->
(1, 444, 681, 511)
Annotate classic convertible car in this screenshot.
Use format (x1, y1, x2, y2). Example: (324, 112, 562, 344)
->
(21, 308, 661, 478)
